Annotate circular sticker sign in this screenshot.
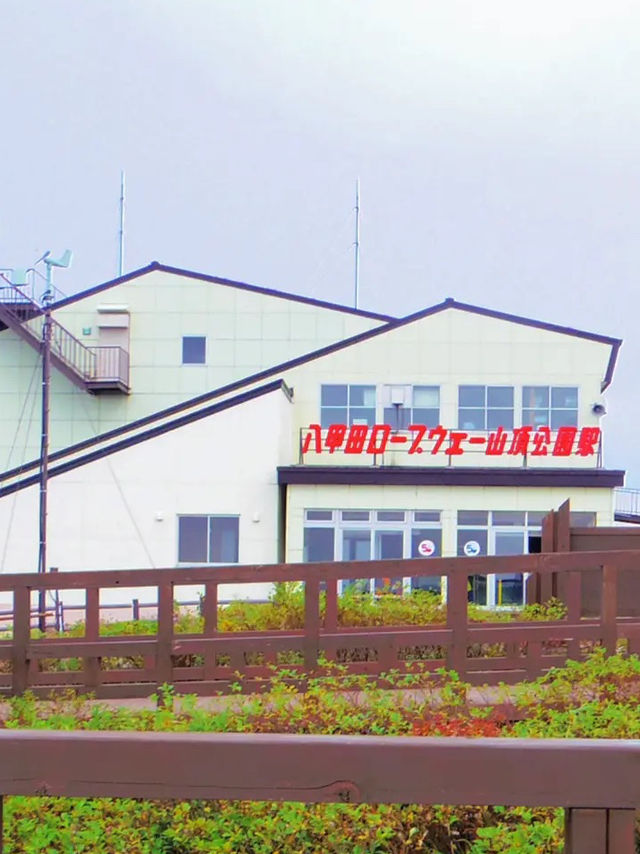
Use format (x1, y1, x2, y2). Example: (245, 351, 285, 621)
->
(417, 539, 436, 557)
(463, 540, 481, 557)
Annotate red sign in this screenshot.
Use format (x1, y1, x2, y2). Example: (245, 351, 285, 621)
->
(302, 424, 601, 458)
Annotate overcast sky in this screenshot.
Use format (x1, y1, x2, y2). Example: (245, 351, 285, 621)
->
(1, 1, 639, 481)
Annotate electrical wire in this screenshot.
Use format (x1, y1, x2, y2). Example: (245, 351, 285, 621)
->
(1, 356, 41, 571)
(77, 393, 156, 568)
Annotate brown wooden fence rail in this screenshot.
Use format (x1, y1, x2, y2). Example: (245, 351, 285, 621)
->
(1, 549, 640, 698)
(0, 731, 637, 853)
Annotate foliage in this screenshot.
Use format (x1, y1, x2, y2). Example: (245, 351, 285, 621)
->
(5, 652, 640, 851)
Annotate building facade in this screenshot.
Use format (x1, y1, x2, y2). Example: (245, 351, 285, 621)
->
(0, 262, 624, 608)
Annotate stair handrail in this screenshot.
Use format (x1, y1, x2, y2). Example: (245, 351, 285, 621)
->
(0, 275, 97, 380)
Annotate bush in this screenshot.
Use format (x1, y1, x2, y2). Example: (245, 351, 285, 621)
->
(5, 652, 640, 852)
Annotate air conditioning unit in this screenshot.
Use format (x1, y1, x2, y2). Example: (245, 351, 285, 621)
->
(387, 385, 408, 406)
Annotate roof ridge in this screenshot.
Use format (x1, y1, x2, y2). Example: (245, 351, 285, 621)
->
(52, 261, 395, 322)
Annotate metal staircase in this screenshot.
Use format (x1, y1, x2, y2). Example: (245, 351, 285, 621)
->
(0, 276, 129, 394)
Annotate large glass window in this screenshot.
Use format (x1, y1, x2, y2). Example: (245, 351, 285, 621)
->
(177, 515, 239, 563)
(303, 527, 334, 562)
(320, 385, 376, 428)
(456, 510, 544, 607)
(303, 509, 443, 594)
(458, 386, 514, 430)
(522, 386, 578, 429)
(383, 386, 440, 429)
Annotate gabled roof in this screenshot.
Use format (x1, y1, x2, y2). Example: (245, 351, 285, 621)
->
(0, 293, 622, 485)
(402, 298, 622, 390)
(48, 262, 622, 388)
(52, 261, 394, 322)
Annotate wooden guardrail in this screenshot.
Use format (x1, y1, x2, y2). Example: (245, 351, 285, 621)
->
(1, 550, 640, 698)
(0, 731, 637, 853)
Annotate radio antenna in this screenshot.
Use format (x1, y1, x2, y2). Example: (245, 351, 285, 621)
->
(353, 178, 360, 308)
(118, 170, 126, 277)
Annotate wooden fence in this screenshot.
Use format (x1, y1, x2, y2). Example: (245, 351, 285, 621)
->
(0, 730, 637, 853)
(1, 549, 640, 698)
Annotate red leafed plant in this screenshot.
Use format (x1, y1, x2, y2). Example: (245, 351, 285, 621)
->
(412, 712, 506, 737)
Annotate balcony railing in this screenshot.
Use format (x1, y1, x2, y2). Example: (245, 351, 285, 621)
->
(614, 488, 640, 523)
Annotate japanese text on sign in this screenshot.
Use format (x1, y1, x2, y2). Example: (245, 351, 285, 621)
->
(301, 424, 601, 457)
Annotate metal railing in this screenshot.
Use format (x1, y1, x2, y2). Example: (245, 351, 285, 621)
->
(0, 277, 129, 390)
(87, 344, 129, 386)
(0, 549, 637, 699)
(615, 488, 640, 523)
(0, 731, 637, 852)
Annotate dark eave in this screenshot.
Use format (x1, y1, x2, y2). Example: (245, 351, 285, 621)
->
(0, 380, 292, 499)
(277, 466, 625, 489)
(51, 262, 395, 322)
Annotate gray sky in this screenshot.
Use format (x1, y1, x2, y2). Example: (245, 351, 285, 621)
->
(2, 1, 639, 481)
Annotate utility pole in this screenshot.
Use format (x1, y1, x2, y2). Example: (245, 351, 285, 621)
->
(37, 274, 53, 632)
(354, 179, 360, 309)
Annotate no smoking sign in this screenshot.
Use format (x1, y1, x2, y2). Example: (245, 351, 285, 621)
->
(417, 539, 436, 557)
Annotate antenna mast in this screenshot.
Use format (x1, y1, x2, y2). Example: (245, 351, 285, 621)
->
(118, 170, 126, 277)
(354, 179, 360, 309)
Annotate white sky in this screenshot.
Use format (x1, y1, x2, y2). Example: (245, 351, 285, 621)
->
(1, 0, 639, 479)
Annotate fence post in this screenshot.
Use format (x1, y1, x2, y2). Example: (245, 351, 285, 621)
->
(324, 577, 338, 633)
(304, 577, 320, 672)
(565, 570, 582, 661)
(132, 598, 140, 622)
(446, 570, 468, 677)
(84, 587, 100, 693)
(202, 581, 218, 682)
(601, 564, 618, 655)
(565, 807, 635, 853)
(12, 587, 30, 696)
(156, 581, 174, 703)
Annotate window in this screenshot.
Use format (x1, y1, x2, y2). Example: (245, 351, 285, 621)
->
(456, 510, 545, 607)
(458, 386, 514, 430)
(383, 385, 440, 429)
(303, 508, 443, 594)
(522, 386, 578, 429)
(182, 336, 206, 365)
(178, 515, 239, 563)
(320, 385, 376, 427)
(304, 527, 334, 562)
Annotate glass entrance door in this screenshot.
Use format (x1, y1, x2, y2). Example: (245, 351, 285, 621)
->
(374, 530, 403, 592)
(491, 531, 526, 607)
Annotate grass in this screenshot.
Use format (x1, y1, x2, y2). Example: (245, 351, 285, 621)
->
(2, 649, 640, 852)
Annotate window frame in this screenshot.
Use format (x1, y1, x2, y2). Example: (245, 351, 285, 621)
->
(177, 514, 239, 565)
(458, 385, 514, 431)
(383, 385, 440, 430)
(522, 385, 578, 430)
(182, 335, 207, 365)
(303, 508, 443, 593)
(320, 384, 377, 427)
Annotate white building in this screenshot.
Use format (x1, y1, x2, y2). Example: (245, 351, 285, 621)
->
(0, 262, 623, 608)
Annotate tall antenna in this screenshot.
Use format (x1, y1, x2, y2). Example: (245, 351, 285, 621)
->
(118, 170, 126, 277)
(354, 178, 360, 309)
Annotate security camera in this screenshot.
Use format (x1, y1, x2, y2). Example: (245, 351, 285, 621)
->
(592, 402, 607, 416)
